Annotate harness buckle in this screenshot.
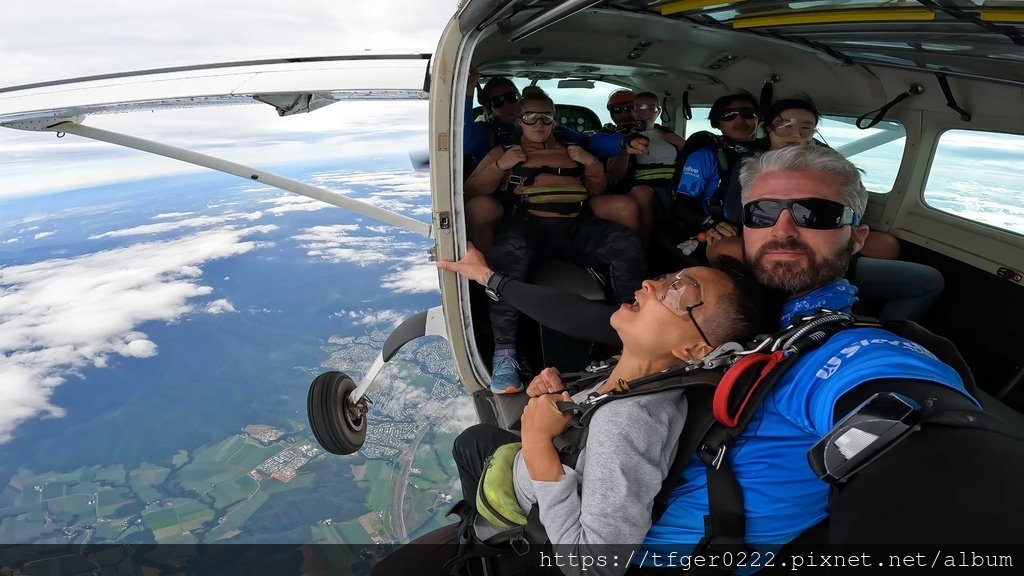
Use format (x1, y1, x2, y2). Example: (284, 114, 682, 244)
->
(507, 174, 525, 188)
(698, 442, 728, 470)
(701, 342, 744, 370)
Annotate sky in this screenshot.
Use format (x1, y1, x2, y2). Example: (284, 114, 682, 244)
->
(0, 0, 461, 197)
(0, 1, 459, 443)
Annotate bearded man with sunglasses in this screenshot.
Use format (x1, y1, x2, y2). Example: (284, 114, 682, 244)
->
(465, 89, 646, 395)
(633, 142, 1016, 565)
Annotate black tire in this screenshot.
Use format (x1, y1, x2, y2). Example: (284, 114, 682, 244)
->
(307, 371, 367, 455)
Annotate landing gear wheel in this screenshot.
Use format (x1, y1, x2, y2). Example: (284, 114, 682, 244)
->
(307, 371, 367, 455)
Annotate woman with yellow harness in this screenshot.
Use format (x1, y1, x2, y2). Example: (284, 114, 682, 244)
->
(465, 89, 646, 394)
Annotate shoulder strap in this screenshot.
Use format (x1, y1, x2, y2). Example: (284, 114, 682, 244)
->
(688, 314, 855, 562)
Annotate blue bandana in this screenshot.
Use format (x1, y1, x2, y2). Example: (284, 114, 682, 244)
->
(779, 279, 859, 328)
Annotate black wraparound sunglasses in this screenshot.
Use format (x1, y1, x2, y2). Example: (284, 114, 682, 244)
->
(486, 91, 519, 109)
(743, 198, 861, 230)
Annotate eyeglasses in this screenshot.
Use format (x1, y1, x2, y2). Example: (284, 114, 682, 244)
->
(770, 119, 816, 138)
(633, 103, 660, 112)
(719, 109, 758, 121)
(519, 112, 555, 125)
(609, 105, 633, 115)
(742, 198, 861, 230)
(652, 271, 712, 347)
(486, 91, 519, 109)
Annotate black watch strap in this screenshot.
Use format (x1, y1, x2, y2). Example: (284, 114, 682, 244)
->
(485, 271, 508, 301)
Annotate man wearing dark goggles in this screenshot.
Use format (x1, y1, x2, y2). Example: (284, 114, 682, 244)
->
(742, 197, 860, 230)
(737, 142, 869, 295)
(605, 88, 635, 130)
(674, 92, 766, 245)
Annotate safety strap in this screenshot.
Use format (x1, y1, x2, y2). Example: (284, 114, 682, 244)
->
(689, 316, 854, 564)
(633, 164, 677, 182)
(682, 88, 692, 120)
(507, 164, 585, 189)
(759, 75, 778, 118)
(856, 85, 923, 129)
(935, 73, 972, 122)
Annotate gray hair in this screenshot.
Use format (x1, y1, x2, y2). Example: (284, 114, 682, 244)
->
(738, 141, 868, 216)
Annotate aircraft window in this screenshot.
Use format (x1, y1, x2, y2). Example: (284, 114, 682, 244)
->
(686, 107, 905, 194)
(511, 79, 625, 128)
(924, 129, 1024, 237)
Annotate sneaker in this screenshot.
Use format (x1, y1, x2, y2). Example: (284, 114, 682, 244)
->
(490, 347, 523, 394)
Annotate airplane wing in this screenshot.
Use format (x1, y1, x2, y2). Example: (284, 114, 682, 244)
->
(0, 54, 434, 237)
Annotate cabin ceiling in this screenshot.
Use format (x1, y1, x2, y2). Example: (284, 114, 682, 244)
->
(467, 0, 1024, 117)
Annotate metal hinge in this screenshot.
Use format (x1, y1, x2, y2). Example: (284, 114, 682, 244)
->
(437, 132, 449, 151)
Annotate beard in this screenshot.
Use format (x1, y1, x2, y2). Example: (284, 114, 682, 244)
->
(747, 236, 855, 295)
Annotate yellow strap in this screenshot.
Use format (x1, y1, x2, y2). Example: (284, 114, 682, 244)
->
(634, 166, 677, 181)
(520, 183, 589, 204)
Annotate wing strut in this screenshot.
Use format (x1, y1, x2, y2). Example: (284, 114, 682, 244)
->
(49, 120, 433, 238)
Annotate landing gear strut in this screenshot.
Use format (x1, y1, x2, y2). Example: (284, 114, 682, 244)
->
(307, 371, 368, 455)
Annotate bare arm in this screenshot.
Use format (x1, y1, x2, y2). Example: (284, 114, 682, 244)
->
(464, 146, 508, 198)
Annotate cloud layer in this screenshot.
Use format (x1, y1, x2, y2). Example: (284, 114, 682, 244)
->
(0, 225, 274, 442)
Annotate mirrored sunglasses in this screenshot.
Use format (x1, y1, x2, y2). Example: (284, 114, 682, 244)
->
(742, 198, 860, 230)
(486, 91, 519, 109)
(520, 112, 555, 125)
(633, 103, 660, 112)
(609, 105, 633, 115)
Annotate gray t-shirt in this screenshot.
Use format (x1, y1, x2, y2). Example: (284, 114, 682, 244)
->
(510, 382, 689, 576)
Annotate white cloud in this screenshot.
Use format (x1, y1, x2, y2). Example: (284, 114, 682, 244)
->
(153, 212, 194, 219)
(33, 231, 56, 240)
(382, 264, 440, 294)
(204, 299, 237, 314)
(3, 1, 456, 88)
(293, 224, 420, 267)
(89, 212, 265, 239)
(260, 194, 333, 215)
(336, 309, 405, 328)
(0, 224, 273, 443)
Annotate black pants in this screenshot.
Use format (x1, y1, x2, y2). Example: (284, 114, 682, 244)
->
(373, 424, 521, 576)
(488, 212, 644, 346)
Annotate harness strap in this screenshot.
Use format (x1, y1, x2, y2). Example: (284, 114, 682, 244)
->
(508, 164, 585, 188)
(713, 350, 787, 427)
(694, 442, 751, 563)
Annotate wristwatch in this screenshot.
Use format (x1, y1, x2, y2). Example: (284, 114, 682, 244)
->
(484, 271, 508, 301)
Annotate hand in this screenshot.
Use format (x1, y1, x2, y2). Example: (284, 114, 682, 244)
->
(623, 134, 650, 155)
(435, 242, 492, 285)
(496, 146, 527, 170)
(705, 221, 738, 244)
(566, 145, 597, 167)
(526, 367, 564, 397)
(521, 392, 572, 441)
(466, 68, 480, 99)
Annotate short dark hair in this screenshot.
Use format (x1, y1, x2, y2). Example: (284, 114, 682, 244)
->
(709, 92, 760, 128)
(702, 257, 786, 346)
(634, 91, 658, 101)
(766, 96, 820, 127)
(479, 77, 518, 107)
